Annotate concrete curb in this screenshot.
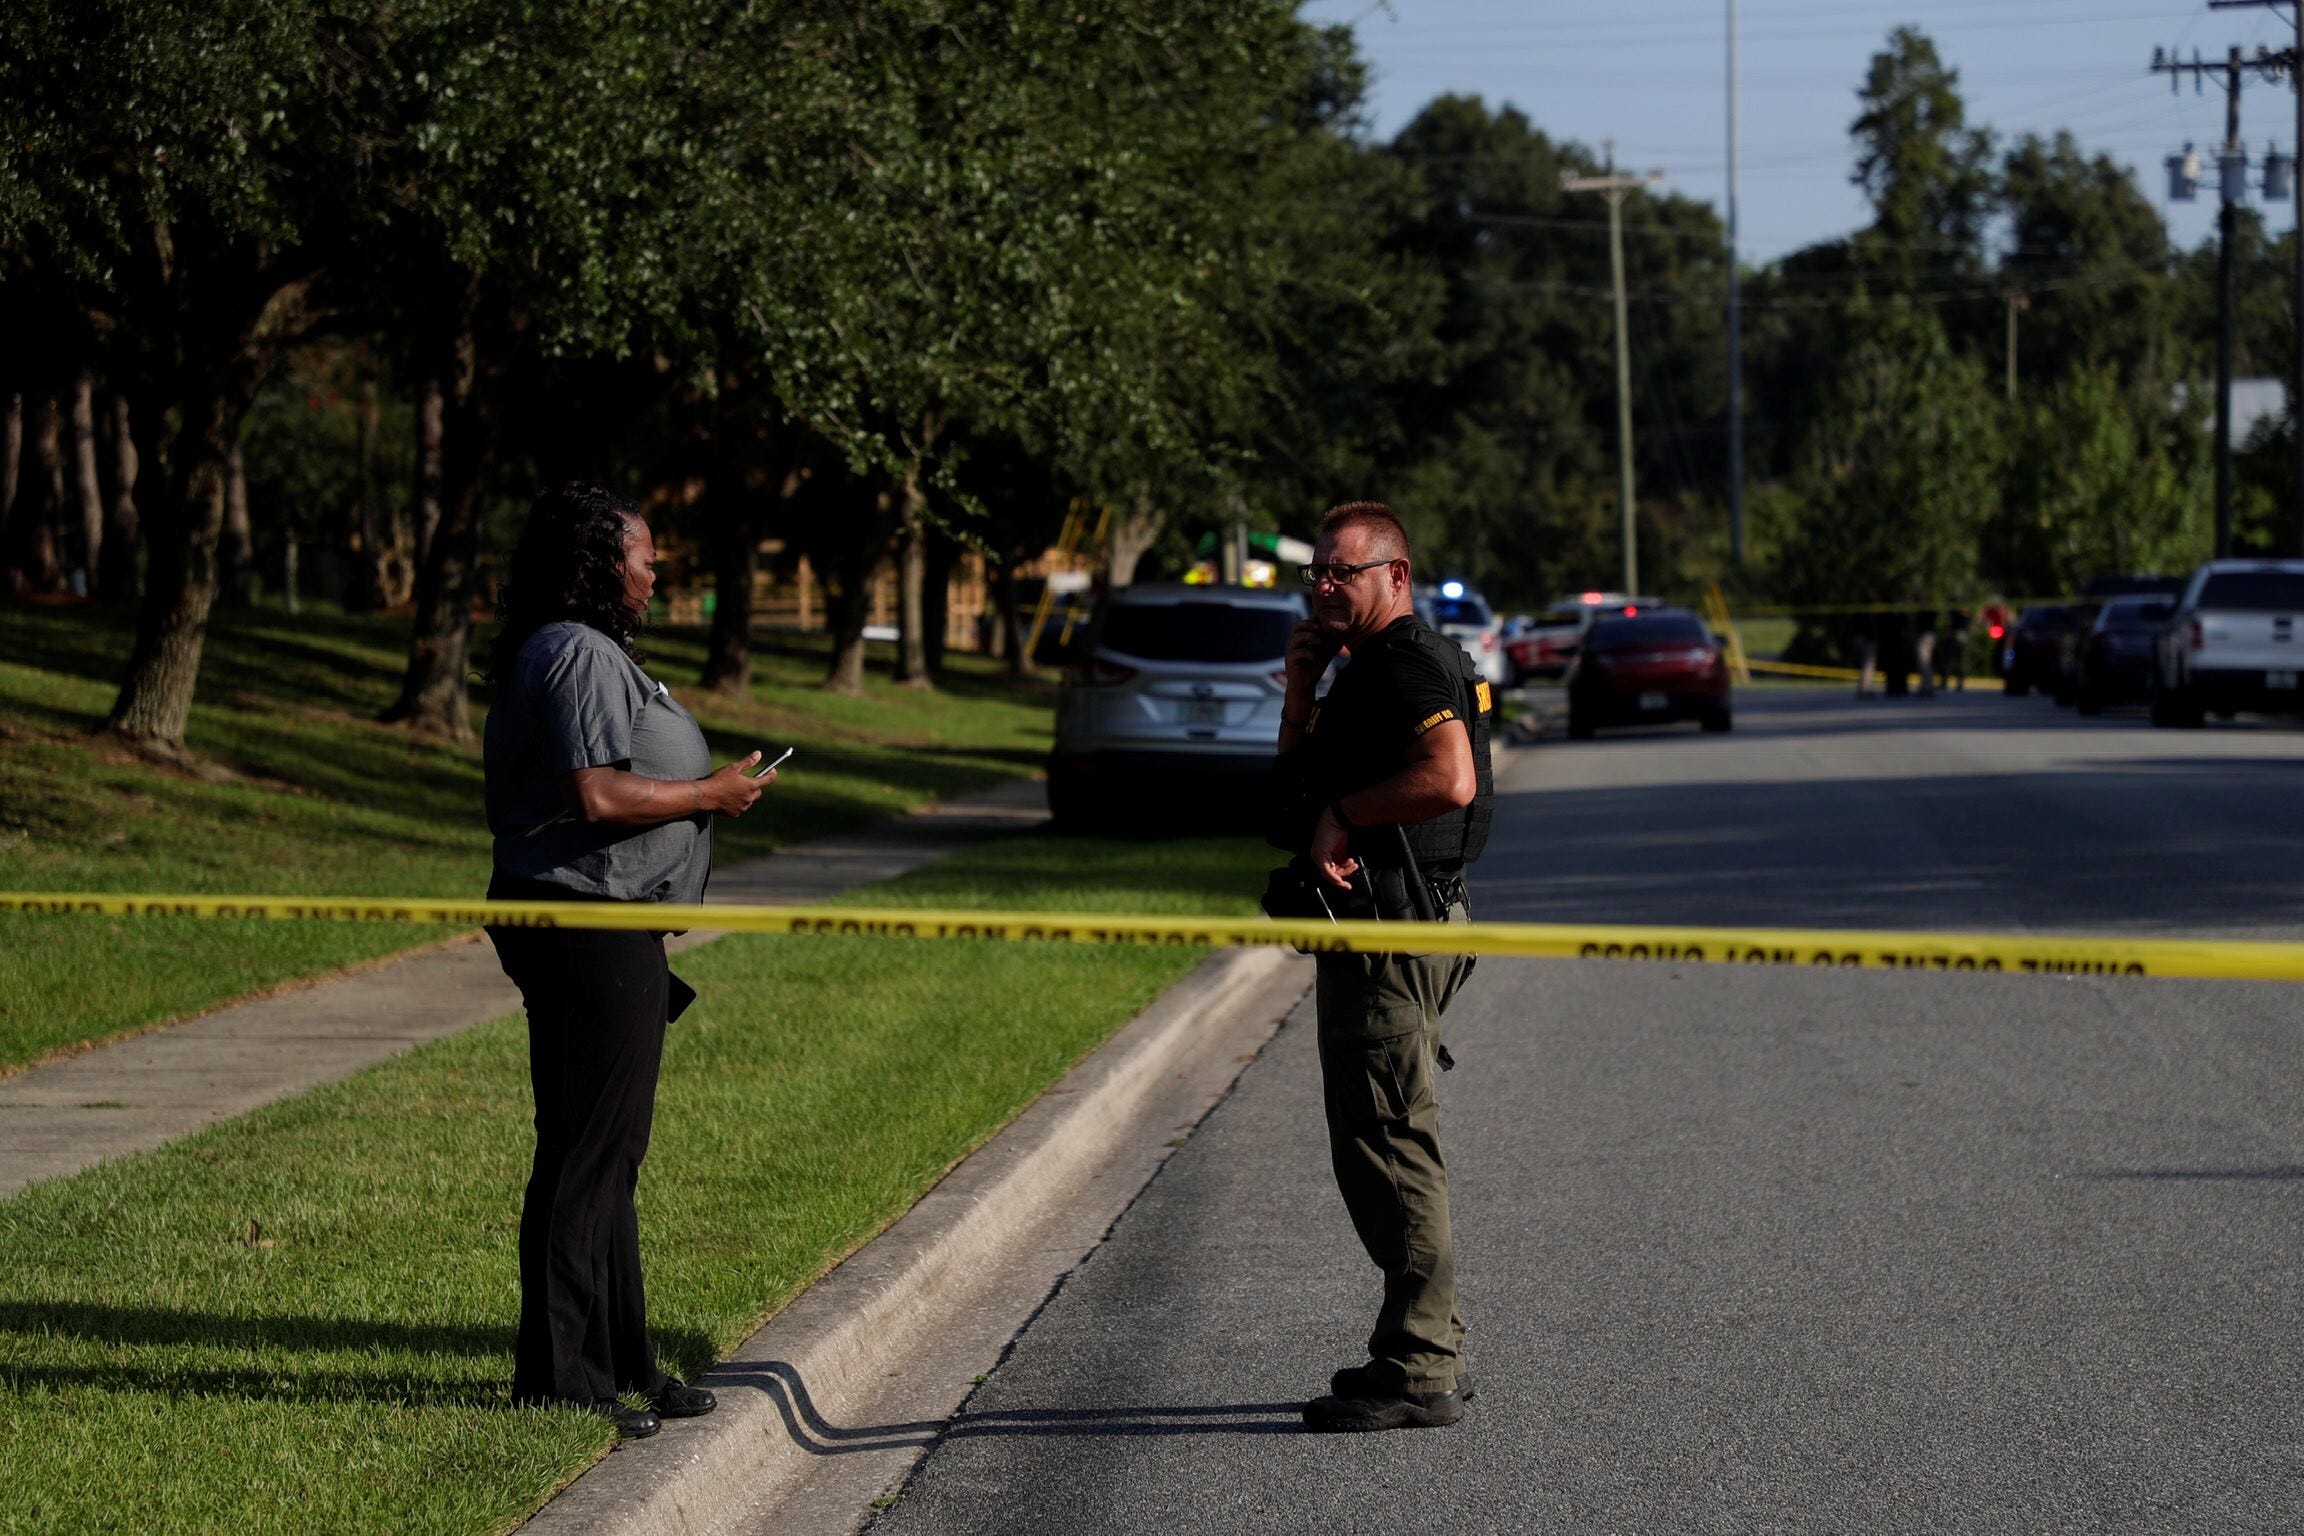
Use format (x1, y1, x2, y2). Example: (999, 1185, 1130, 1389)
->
(520, 942, 1305, 1536)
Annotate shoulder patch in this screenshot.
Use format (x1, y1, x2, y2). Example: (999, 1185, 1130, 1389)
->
(1475, 680, 1493, 715)
(1413, 707, 1459, 736)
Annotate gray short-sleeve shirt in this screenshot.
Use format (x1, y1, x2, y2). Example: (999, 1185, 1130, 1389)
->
(484, 621, 714, 902)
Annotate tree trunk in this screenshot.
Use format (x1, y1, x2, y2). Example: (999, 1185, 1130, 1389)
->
(348, 378, 385, 612)
(96, 393, 141, 600)
(217, 443, 253, 606)
(699, 467, 757, 695)
(1, 392, 20, 525)
(100, 273, 315, 759)
(922, 531, 956, 674)
(413, 374, 444, 568)
(892, 462, 931, 688)
(6, 395, 64, 593)
(380, 336, 490, 740)
(891, 407, 943, 688)
(820, 482, 895, 695)
(68, 370, 104, 593)
(102, 392, 241, 758)
(1107, 499, 1165, 588)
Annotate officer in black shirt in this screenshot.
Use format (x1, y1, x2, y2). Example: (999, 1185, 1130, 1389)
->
(1275, 500, 1492, 1433)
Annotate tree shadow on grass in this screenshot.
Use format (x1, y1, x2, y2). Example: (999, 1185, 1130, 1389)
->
(0, 1300, 712, 1410)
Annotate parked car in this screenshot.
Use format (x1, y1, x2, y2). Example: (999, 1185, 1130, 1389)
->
(1503, 592, 1663, 684)
(2151, 558, 2304, 727)
(1046, 583, 1306, 830)
(2073, 597, 2174, 715)
(2047, 601, 2103, 705)
(1564, 609, 1731, 738)
(2083, 572, 2188, 600)
(1419, 582, 1511, 688)
(2002, 605, 2078, 696)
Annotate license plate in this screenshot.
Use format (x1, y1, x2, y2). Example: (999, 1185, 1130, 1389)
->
(1638, 691, 1667, 711)
(1186, 700, 1223, 725)
(2270, 671, 2298, 690)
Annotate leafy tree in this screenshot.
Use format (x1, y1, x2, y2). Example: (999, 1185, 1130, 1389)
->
(1990, 364, 2208, 592)
(1849, 27, 1997, 279)
(1776, 300, 2002, 610)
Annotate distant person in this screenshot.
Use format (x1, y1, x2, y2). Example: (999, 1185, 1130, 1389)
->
(1881, 611, 1911, 697)
(1854, 612, 1880, 698)
(1913, 610, 1938, 697)
(1939, 608, 1971, 692)
(482, 482, 773, 1438)
(1270, 500, 1493, 1433)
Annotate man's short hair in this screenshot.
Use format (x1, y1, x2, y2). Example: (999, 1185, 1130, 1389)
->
(1319, 500, 1409, 561)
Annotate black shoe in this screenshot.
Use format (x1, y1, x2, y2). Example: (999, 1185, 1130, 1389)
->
(1330, 1363, 1476, 1403)
(591, 1400, 661, 1439)
(1303, 1385, 1465, 1433)
(646, 1378, 716, 1419)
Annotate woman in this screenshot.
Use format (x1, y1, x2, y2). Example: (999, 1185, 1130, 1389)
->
(482, 482, 770, 1438)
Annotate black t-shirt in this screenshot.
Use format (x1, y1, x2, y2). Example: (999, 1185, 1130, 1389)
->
(1304, 614, 1468, 809)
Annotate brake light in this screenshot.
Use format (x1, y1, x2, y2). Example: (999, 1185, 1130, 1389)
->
(1622, 605, 1638, 616)
(1074, 657, 1138, 687)
(1987, 624, 2004, 640)
(2188, 619, 2204, 651)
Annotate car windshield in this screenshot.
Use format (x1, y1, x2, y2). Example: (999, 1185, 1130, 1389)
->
(1588, 615, 1708, 648)
(1430, 596, 1492, 627)
(2197, 570, 2304, 612)
(2018, 607, 2072, 629)
(1097, 601, 1297, 663)
(2100, 599, 2173, 627)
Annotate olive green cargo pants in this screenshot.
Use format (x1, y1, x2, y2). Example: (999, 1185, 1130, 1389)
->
(1312, 899, 1473, 1393)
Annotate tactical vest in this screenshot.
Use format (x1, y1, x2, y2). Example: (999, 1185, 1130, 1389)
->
(1396, 627, 1494, 869)
(1295, 617, 1494, 873)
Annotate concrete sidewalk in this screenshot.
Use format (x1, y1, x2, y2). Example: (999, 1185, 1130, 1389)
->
(0, 778, 1049, 1200)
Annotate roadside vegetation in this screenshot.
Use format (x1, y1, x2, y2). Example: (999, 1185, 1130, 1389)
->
(0, 829, 1273, 1536)
(0, 603, 1055, 1073)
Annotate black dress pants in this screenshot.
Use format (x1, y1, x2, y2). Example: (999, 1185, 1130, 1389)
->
(488, 877, 672, 1406)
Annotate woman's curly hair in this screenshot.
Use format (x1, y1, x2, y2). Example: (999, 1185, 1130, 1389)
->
(485, 482, 647, 691)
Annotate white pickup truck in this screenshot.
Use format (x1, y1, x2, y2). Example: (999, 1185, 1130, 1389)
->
(2151, 559, 2304, 727)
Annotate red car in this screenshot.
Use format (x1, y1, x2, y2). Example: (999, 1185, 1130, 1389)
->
(1503, 592, 1659, 684)
(1564, 610, 1732, 738)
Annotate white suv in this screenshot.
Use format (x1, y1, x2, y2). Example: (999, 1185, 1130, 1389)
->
(2151, 559, 2304, 727)
(1047, 583, 1309, 830)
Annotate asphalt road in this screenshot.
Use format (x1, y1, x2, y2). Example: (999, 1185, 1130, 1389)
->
(866, 689, 2304, 1535)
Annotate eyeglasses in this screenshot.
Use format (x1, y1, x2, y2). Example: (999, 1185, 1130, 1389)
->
(1297, 558, 1397, 588)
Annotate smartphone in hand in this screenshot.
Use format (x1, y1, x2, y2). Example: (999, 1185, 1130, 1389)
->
(752, 747, 795, 780)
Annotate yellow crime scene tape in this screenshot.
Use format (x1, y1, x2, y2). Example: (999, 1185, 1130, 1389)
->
(8, 891, 2304, 983)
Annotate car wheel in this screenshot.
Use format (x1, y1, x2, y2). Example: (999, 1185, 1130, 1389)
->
(1046, 771, 1104, 833)
(2150, 688, 2204, 729)
(2076, 688, 2103, 717)
(2004, 673, 2029, 697)
(1566, 705, 1596, 741)
(1700, 707, 1732, 734)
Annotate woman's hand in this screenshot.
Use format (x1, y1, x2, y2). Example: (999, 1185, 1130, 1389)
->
(696, 752, 768, 816)
(562, 753, 771, 826)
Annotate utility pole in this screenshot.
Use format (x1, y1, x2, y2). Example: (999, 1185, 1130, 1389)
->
(2212, 0, 2304, 555)
(2153, 45, 2261, 556)
(1726, 0, 1745, 568)
(1564, 141, 1666, 595)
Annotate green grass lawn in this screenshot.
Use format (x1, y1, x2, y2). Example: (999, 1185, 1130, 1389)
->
(0, 831, 1276, 1536)
(0, 604, 1055, 1072)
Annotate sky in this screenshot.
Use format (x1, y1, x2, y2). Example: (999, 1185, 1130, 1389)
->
(1299, 0, 2304, 264)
